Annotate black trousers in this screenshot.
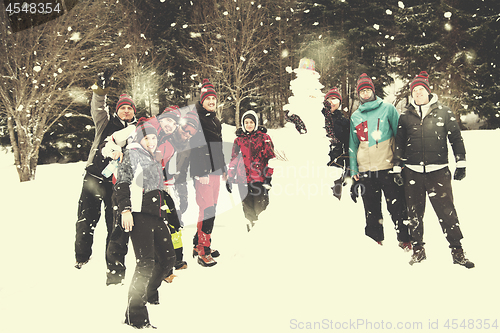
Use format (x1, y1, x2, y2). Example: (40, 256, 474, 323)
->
(403, 167, 463, 248)
(74, 172, 114, 263)
(125, 212, 175, 328)
(358, 169, 410, 243)
(237, 182, 269, 222)
(105, 191, 129, 285)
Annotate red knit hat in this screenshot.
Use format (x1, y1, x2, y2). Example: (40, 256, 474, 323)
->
(157, 105, 181, 122)
(410, 71, 431, 94)
(200, 79, 217, 103)
(356, 73, 375, 95)
(324, 87, 342, 103)
(116, 94, 136, 114)
(182, 109, 200, 130)
(135, 118, 157, 142)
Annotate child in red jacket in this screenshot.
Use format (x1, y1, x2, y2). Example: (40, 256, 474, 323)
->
(226, 111, 275, 231)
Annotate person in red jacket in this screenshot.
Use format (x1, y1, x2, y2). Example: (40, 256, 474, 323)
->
(226, 111, 275, 231)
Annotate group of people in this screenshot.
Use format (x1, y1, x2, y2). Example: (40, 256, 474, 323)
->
(321, 71, 474, 269)
(72, 68, 474, 328)
(73, 72, 275, 328)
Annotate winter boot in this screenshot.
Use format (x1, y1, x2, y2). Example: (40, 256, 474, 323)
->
(409, 245, 426, 265)
(198, 254, 217, 267)
(399, 241, 412, 252)
(174, 260, 188, 270)
(74, 260, 89, 269)
(451, 248, 475, 269)
(192, 247, 220, 258)
(164, 274, 177, 284)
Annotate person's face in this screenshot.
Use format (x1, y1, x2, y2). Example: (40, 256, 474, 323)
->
(179, 124, 197, 142)
(244, 118, 255, 132)
(140, 133, 157, 155)
(359, 88, 373, 100)
(117, 105, 134, 122)
(159, 117, 177, 135)
(327, 97, 341, 112)
(202, 95, 217, 112)
(412, 85, 430, 106)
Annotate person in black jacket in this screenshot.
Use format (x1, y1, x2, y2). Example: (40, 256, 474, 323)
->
(322, 87, 349, 169)
(189, 79, 226, 267)
(393, 71, 474, 268)
(74, 70, 137, 269)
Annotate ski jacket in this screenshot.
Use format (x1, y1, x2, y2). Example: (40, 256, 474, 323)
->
(393, 94, 466, 169)
(189, 101, 226, 177)
(114, 143, 168, 217)
(349, 96, 399, 175)
(86, 92, 136, 181)
(321, 108, 350, 145)
(227, 127, 275, 184)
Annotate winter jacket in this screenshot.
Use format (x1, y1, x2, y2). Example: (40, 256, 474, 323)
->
(189, 101, 226, 177)
(349, 96, 399, 175)
(227, 126, 275, 184)
(393, 94, 466, 170)
(86, 92, 136, 180)
(321, 108, 350, 146)
(114, 143, 167, 217)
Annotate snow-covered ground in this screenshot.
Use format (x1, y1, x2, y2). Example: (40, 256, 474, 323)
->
(1, 112, 499, 332)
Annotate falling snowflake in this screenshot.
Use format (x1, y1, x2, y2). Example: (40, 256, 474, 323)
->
(373, 24, 380, 30)
(386, 9, 393, 15)
(33, 66, 42, 72)
(398, 1, 405, 9)
(124, 44, 131, 49)
(444, 12, 452, 19)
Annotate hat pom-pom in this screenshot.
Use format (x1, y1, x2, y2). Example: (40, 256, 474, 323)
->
(419, 71, 429, 78)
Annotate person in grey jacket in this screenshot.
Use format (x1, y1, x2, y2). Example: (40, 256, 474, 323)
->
(114, 119, 176, 329)
(74, 70, 137, 269)
(393, 71, 474, 268)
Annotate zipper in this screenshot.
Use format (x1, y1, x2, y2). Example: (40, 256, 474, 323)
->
(376, 118, 380, 148)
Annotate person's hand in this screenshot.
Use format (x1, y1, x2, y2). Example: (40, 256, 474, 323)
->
(222, 172, 228, 182)
(350, 179, 362, 203)
(121, 211, 134, 232)
(262, 177, 272, 190)
(323, 99, 331, 110)
(111, 150, 123, 162)
(394, 173, 404, 186)
(226, 181, 232, 193)
(179, 200, 188, 214)
(454, 167, 466, 181)
(198, 176, 209, 185)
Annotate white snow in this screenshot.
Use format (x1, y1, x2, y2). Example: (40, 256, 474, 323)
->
(0, 116, 499, 332)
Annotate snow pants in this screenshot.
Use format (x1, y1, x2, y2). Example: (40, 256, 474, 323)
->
(403, 167, 464, 248)
(105, 190, 129, 285)
(237, 182, 269, 222)
(75, 172, 114, 263)
(125, 212, 175, 328)
(193, 174, 220, 256)
(358, 169, 410, 243)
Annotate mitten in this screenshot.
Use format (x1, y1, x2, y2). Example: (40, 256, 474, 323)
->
(454, 167, 466, 181)
(226, 181, 232, 193)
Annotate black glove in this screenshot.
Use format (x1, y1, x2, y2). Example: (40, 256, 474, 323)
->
(394, 173, 404, 186)
(97, 68, 113, 89)
(226, 181, 232, 193)
(323, 99, 331, 110)
(454, 167, 466, 181)
(263, 177, 272, 190)
(350, 179, 362, 203)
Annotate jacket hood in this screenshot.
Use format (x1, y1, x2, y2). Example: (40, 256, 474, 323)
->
(409, 93, 439, 118)
(358, 96, 383, 113)
(241, 110, 259, 131)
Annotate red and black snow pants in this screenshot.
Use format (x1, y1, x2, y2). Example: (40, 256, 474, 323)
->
(125, 212, 175, 328)
(403, 167, 464, 248)
(358, 169, 410, 243)
(193, 174, 220, 256)
(74, 172, 114, 263)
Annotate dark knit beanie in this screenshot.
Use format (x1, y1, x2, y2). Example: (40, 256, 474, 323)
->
(182, 110, 200, 130)
(324, 87, 342, 103)
(157, 105, 181, 122)
(410, 71, 431, 94)
(135, 118, 157, 142)
(356, 73, 375, 95)
(200, 78, 217, 104)
(116, 94, 137, 114)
